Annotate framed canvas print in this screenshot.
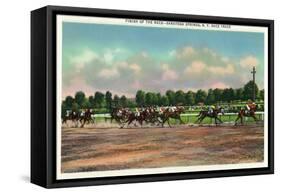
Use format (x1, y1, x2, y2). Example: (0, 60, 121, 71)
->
(31, 5, 274, 188)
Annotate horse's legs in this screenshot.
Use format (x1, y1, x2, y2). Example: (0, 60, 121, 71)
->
(199, 115, 205, 124)
(234, 115, 241, 126)
(178, 116, 184, 124)
(195, 116, 201, 123)
(214, 117, 217, 125)
(252, 115, 259, 124)
(167, 118, 171, 128)
(216, 117, 223, 124)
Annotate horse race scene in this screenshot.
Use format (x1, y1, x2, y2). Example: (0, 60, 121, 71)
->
(57, 16, 267, 179)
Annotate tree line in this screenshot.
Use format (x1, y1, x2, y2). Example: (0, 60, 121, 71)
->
(62, 81, 264, 113)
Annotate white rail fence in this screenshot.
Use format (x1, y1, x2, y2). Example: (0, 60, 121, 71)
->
(93, 112, 264, 123)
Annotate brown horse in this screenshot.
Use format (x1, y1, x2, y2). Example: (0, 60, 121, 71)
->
(62, 110, 80, 127)
(79, 109, 95, 128)
(234, 106, 258, 125)
(125, 109, 149, 128)
(107, 108, 130, 127)
(160, 106, 185, 127)
(195, 107, 224, 125)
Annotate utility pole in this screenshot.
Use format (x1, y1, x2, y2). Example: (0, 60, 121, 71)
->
(251, 66, 256, 101)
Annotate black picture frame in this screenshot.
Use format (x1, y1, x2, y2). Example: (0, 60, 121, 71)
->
(31, 5, 274, 188)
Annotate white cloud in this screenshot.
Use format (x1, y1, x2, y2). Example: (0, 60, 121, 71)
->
(208, 64, 235, 75)
(240, 56, 259, 68)
(70, 49, 98, 66)
(129, 63, 141, 74)
(184, 61, 234, 76)
(210, 82, 230, 89)
(184, 61, 206, 74)
(182, 47, 196, 56)
(161, 64, 178, 81)
(103, 51, 114, 64)
(62, 76, 95, 98)
(98, 68, 120, 79)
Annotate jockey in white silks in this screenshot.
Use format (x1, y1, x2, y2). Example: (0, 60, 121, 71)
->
(208, 105, 215, 114)
(169, 106, 176, 112)
(135, 108, 140, 117)
(117, 109, 122, 117)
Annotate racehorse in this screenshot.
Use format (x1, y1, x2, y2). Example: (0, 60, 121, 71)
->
(79, 109, 95, 128)
(62, 110, 80, 127)
(107, 107, 130, 127)
(160, 106, 185, 127)
(234, 105, 258, 125)
(125, 108, 149, 128)
(195, 107, 224, 125)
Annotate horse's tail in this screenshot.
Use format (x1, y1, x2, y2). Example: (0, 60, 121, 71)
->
(196, 111, 202, 117)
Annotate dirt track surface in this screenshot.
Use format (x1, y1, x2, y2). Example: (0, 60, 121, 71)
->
(61, 125, 264, 173)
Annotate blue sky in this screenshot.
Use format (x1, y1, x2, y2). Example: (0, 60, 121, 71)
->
(62, 22, 264, 97)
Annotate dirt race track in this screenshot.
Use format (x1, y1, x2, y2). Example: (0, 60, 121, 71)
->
(61, 124, 264, 173)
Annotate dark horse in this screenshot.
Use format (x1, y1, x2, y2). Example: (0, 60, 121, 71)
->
(79, 109, 95, 128)
(195, 107, 224, 125)
(62, 110, 80, 127)
(234, 106, 258, 125)
(160, 106, 185, 127)
(125, 109, 149, 128)
(105, 107, 131, 128)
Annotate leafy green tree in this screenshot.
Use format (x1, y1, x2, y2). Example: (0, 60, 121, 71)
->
(156, 93, 162, 106)
(61, 101, 67, 117)
(243, 81, 259, 101)
(89, 95, 95, 108)
(145, 92, 154, 106)
(185, 91, 195, 105)
(235, 88, 244, 101)
(105, 91, 112, 110)
(206, 89, 215, 105)
(65, 96, 74, 109)
(81, 98, 91, 109)
(136, 90, 145, 107)
(94, 91, 105, 108)
(160, 95, 169, 106)
(72, 102, 79, 112)
(120, 95, 127, 107)
(113, 95, 120, 108)
(195, 89, 207, 104)
(127, 100, 137, 108)
(213, 88, 223, 103)
(175, 90, 185, 105)
(74, 91, 86, 107)
(259, 89, 264, 101)
(222, 88, 235, 102)
(166, 90, 176, 105)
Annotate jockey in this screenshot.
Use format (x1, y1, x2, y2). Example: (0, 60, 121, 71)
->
(117, 108, 122, 117)
(169, 106, 176, 112)
(245, 100, 256, 114)
(135, 107, 140, 117)
(208, 105, 215, 114)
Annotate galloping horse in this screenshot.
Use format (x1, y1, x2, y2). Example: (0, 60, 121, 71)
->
(62, 110, 80, 127)
(105, 107, 131, 128)
(234, 105, 258, 125)
(160, 106, 185, 127)
(125, 108, 149, 128)
(79, 109, 95, 128)
(195, 107, 224, 125)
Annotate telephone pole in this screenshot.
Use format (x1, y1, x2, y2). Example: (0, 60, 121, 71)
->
(251, 66, 256, 101)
